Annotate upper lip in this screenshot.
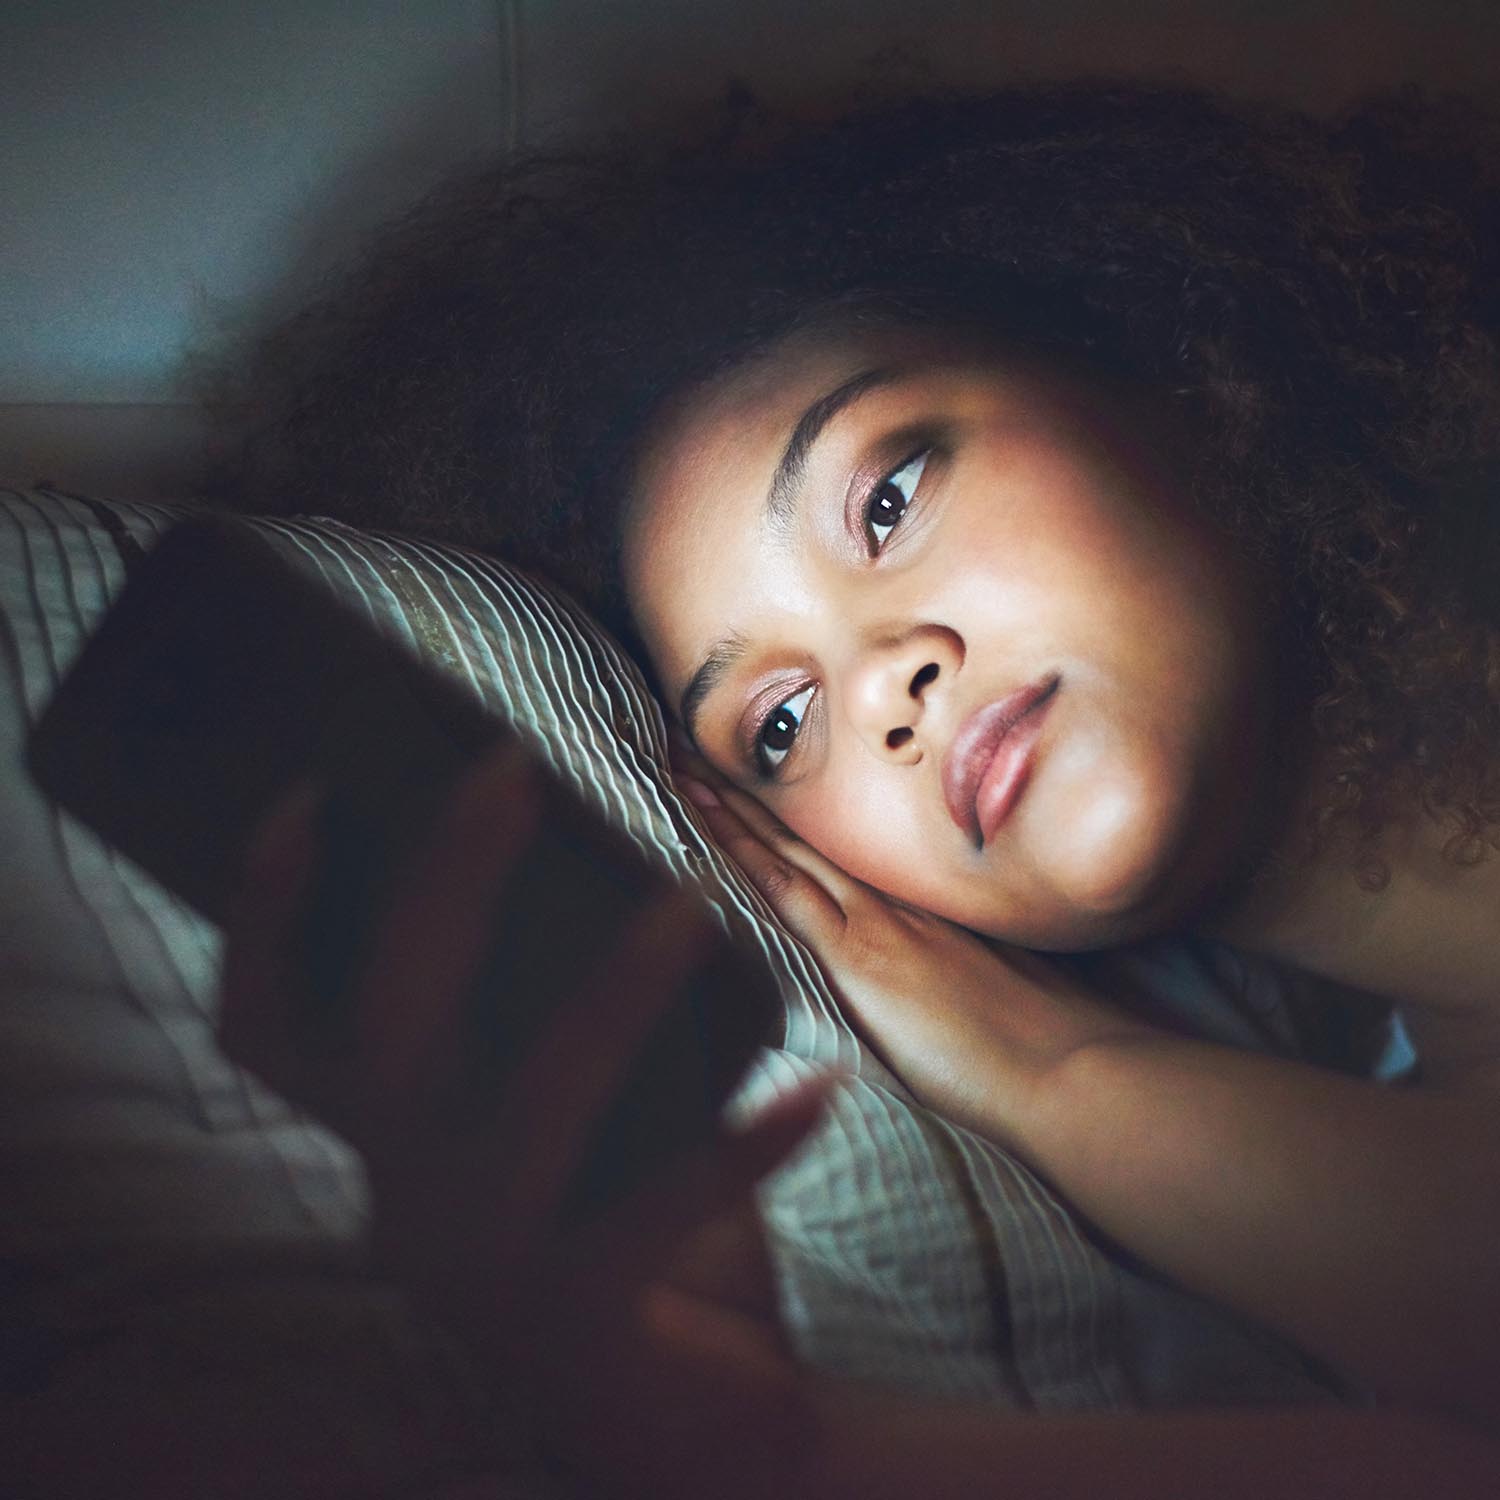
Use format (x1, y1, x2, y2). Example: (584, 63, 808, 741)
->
(942, 675, 1060, 841)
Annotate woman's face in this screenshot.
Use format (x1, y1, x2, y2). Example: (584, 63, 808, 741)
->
(624, 327, 1281, 949)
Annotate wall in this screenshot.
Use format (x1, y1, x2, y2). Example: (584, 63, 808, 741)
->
(2, 0, 1497, 497)
(0, 0, 514, 494)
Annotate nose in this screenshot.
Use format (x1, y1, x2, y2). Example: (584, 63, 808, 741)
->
(844, 625, 962, 763)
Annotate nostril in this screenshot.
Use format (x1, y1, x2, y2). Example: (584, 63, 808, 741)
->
(910, 662, 939, 695)
(886, 726, 914, 750)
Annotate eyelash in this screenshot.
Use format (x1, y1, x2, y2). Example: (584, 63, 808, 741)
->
(751, 447, 930, 778)
(862, 448, 928, 553)
(752, 683, 813, 778)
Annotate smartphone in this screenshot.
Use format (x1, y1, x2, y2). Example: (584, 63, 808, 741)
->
(25, 514, 775, 1215)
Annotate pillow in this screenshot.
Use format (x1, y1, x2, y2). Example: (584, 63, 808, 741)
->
(0, 486, 1345, 1467)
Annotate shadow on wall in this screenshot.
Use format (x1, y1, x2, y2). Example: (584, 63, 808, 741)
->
(519, 0, 1500, 143)
(0, 0, 510, 499)
(7, 0, 1500, 501)
(217, 0, 1500, 388)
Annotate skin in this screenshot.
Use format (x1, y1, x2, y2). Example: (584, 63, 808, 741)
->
(624, 324, 1291, 952)
(622, 322, 1500, 1421)
(208, 764, 1500, 1496)
(201, 337, 1500, 1478)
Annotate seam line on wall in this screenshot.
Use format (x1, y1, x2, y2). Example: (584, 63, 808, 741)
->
(498, 0, 522, 150)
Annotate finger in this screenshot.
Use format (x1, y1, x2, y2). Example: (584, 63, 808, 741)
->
(665, 727, 729, 794)
(724, 1070, 840, 1184)
(673, 752, 862, 903)
(572, 1072, 837, 1293)
(356, 742, 543, 1105)
(219, 778, 322, 1083)
(717, 781, 863, 899)
(661, 1196, 781, 1332)
(676, 777, 848, 943)
(503, 887, 723, 1232)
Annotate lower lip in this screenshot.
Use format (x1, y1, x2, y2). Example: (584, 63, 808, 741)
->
(973, 691, 1055, 844)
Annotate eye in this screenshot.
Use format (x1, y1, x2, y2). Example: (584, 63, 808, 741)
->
(864, 450, 927, 552)
(755, 683, 814, 776)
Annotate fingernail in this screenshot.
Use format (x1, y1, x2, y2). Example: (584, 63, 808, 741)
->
(677, 774, 721, 810)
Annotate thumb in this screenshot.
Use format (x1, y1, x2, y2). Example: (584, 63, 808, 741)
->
(565, 1071, 839, 1298)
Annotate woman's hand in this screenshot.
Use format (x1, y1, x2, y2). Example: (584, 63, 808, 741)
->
(672, 754, 1151, 1156)
(676, 758, 1500, 1427)
(218, 748, 833, 1498)
(210, 747, 1500, 1490)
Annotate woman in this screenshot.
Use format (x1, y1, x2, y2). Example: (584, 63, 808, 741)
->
(222, 82, 1500, 1491)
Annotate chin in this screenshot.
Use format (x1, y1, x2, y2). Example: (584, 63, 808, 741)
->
(1024, 761, 1212, 950)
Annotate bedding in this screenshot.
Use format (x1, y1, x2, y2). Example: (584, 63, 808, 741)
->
(0, 486, 1347, 1492)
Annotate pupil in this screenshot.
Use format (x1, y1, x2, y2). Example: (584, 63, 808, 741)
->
(872, 483, 905, 524)
(764, 706, 797, 749)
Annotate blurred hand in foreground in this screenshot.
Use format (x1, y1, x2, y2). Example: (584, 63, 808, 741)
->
(219, 747, 833, 1498)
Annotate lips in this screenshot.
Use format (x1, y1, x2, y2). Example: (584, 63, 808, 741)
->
(942, 675, 1060, 847)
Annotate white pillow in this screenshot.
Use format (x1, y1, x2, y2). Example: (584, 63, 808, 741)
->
(0, 485, 1344, 1464)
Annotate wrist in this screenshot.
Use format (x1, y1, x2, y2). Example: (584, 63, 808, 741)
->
(993, 1012, 1160, 1171)
(947, 951, 1152, 1157)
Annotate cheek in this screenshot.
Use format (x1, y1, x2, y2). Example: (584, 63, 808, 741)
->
(940, 436, 1208, 638)
(1022, 703, 1192, 920)
(779, 761, 926, 897)
(1009, 649, 1271, 941)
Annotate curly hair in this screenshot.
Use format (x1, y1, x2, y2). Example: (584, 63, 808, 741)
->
(216, 81, 1500, 882)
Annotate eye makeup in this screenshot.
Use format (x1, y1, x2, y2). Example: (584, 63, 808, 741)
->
(843, 421, 949, 559)
(690, 385, 957, 781)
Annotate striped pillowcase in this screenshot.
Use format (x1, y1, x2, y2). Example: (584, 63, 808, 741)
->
(0, 485, 1341, 1427)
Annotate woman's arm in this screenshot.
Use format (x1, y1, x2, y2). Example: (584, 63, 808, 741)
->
(217, 754, 1500, 1499)
(1021, 1033, 1500, 1424)
(679, 773, 1500, 1425)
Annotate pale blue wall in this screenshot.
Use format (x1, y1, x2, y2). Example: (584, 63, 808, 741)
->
(0, 0, 512, 406)
(2, 0, 1497, 494)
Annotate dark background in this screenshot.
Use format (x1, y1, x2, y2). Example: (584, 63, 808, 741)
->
(2, 0, 1496, 498)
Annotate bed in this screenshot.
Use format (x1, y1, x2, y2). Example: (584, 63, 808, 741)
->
(0, 485, 1351, 1496)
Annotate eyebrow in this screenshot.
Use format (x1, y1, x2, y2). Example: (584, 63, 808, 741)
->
(765, 364, 907, 530)
(679, 363, 907, 744)
(679, 633, 747, 746)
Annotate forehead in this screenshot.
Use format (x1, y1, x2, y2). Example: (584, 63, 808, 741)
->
(625, 320, 960, 552)
(622, 329, 895, 666)
(621, 322, 1048, 711)
(634, 331, 877, 494)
